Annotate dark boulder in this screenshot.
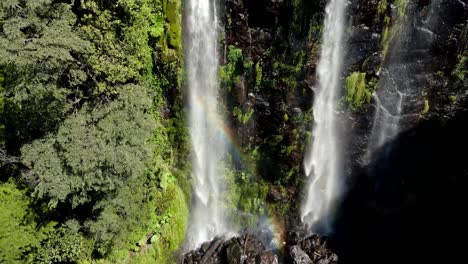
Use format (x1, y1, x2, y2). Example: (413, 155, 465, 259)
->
(256, 250, 279, 264)
(226, 242, 247, 264)
(289, 246, 313, 264)
(183, 234, 280, 264)
(286, 233, 338, 264)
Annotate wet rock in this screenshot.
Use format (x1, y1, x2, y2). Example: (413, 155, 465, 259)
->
(226, 242, 246, 264)
(347, 24, 380, 67)
(286, 233, 338, 264)
(268, 185, 295, 203)
(183, 234, 279, 264)
(256, 250, 279, 264)
(362, 52, 383, 75)
(201, 241, 211, 253)
(290, 245, 313, 264)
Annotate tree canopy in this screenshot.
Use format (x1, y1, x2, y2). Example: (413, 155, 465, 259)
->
(21, 85, 156, 209)
(0, 0, 187, 263)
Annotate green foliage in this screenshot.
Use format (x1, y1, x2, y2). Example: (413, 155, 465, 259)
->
(79, 0, 160, 87)
(220, 45, 244, 90)
(393, 0, 409, 18)
(86, 178, 152, 258)
(453, 54, 467, 81)
(377, 0, 388, 16)
(163, 0, 182, 60)
(0, 72, 4, 146)
(269, 135, 284, 146)
(233, 107, 254, 124)
(101, 180, 188, 264)
(228, 45, 243, 62)
(344, 72, 372, 110)
(36, 220, 92, 263)
(21, 85, 156, 209)
(0, 181, 46, 264)
(274, 51, 305, 89)
(381, 0, 408, 58)
(165, 112, 190, 161)
(1, 1, 187, 263)
(255, 63, 263, 91)
(151, 182, 188, 263)
(420, 99, 430, 117)
(225, 169, 269, 228)
(381, 16, 391, 56)
(0, 0, 92, 143)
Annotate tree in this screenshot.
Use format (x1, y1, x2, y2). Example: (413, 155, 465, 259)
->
(21, 85, 156, 209)
(0, 181, 45, 264)
(77, 0, 166, 88)
(35, 220, 92, 263)
(0, 0, 92, 145)
(0, 72, 4, 147)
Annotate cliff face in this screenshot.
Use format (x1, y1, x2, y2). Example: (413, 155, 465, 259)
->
(337, 1, 468, 263)
(221, 0, 467, 262)
(221, 0, 326, 228)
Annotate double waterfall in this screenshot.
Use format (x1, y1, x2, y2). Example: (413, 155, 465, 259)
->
(186, 0, 227, 248)
(301, 0, 346, 233)
(185, 0, 348, 246)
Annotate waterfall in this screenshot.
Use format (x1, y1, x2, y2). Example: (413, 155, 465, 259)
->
(301, 0, 346, 233)
(367, 0, 441, 158)
(186, 0, 226, 248)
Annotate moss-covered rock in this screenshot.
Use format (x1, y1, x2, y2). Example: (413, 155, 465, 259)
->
(165, 0, 182, 55)
(344, 72, 372, 110)
(453, 54, 467, 81)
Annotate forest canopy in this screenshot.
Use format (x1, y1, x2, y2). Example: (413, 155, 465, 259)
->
(0, 0, 187, 263)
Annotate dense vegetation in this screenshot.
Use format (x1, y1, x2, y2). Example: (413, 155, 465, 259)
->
(1, 0, 466, 263)
(0, 0, 188, 263)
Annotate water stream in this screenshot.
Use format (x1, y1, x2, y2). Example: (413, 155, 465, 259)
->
(367, 0, 441, 158)
(301, 0, 346, 234)
(186, 0, 227, 248)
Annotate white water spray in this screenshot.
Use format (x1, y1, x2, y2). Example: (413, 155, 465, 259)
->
(186, 0, 226, 248)
(301, 0, 346, 233)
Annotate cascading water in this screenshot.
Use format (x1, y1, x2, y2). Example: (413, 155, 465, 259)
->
(367, 0, 441, 158)
(301, 0, 346, 233)
(186, 0, 226, 248)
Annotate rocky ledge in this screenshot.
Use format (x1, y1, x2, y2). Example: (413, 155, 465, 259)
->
(183, 233, 338, 264)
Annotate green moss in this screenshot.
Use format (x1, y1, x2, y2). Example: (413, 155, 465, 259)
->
(344, 72, 372, 110)
(453, 54, 467, 81)
(394, 0, 409, 18)
(255, 63, 263, 90)
(0, 181, 53, 264)
(420, 99, 430, 117)
(281, 76, 298, 89)
(243, 60, 254, 70)
(220, 45, 244, 90)
(228, 45, 243, 62)
(381, 0, 409, 59)
(225, 169, 269, 228)
(449, 95, 458, 102)
(269, 135, 284, 146)
(158, 0, 182, 62)
(102, 182, 188, 264)
(233, 107, 254, 124)
(165, 0, 182, 56)
(377, 0, 388, 16)
(152, 183, 188, 263)
(161, 38, 179, 62)
(381, 16, 391, 56)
